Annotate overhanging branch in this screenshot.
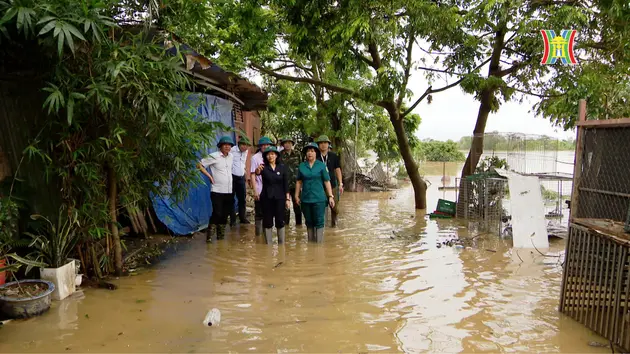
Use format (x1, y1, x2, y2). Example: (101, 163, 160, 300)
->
(250, 62, 359, 97)
(397, 30, 416, 109)
(401, 58, 492, 118)
(509, 86, 567, 98)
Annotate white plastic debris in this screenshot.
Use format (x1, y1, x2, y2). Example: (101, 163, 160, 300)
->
(203, 308, 221, 327)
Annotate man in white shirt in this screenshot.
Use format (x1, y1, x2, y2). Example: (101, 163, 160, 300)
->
(199, 136, 235, 242)
(230, 136, 252, 226)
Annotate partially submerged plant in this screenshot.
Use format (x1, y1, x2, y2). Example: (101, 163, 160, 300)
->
(0, 196, 46, 274)
(25, 205, 81, 269)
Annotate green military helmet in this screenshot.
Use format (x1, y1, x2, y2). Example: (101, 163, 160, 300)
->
(238, 136, 252, 146)
(315, 135, 331, 144)
(302, 142, 320, 154)
(257, 136, 273, 146)
(281, 137, 295, 145)
(262, 146, 280, 160)
(216, 135, 235, 148)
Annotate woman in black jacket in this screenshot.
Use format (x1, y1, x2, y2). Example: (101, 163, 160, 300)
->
(255, 146, 290, 244)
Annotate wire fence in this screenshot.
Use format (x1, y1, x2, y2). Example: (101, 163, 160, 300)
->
(456, 176, 509, 235)
(574, 126, 630, 222)
(560, 103, 630, 352)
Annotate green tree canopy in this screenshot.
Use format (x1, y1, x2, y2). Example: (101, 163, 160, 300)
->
(0, 0, 220, 275)
(416, 140, 466, 162)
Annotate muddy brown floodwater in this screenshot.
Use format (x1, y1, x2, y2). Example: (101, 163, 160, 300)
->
(0, 175, 609, 353)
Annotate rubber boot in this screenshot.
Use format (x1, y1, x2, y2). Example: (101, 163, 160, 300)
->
(230, 212, 237, 227)
(217, 224, 226, 240)
(307, 228, 315, 242)
(255, 220, 263, 236)
(277, 227, 286, 244)
(315, 228, 324, 243)
(295, 211, 302, 226)
(206, 225, 216, 243)
(264, 228, 274, 244)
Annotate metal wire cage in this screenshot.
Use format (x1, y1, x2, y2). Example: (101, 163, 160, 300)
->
(559, 101, 630, 352)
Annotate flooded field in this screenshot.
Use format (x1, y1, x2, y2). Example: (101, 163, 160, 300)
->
(0, 159, 609, 353)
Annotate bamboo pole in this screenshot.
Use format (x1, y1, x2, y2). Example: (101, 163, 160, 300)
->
(146, 207, 158, 234)
(137, 208, 149, 237)
(126, 205, 140, 234)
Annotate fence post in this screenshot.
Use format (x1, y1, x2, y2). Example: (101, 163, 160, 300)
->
(570, 99, 587, 222)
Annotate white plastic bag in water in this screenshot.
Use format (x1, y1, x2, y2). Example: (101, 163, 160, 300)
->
(203, 308, 221, 327)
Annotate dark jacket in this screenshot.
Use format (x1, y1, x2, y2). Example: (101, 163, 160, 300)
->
(260, 163, 289, 200)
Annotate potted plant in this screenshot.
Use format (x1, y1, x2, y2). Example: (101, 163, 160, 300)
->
(25, 205, 81, 301)
(0, 197, 53, 318)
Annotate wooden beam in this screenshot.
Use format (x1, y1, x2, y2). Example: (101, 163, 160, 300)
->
(577, 117, 630, 128)
(570, 99, 587, 223)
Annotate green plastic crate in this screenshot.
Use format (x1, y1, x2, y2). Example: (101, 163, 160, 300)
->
(429, 213, 453, 219)
(436, 199, 456, 216)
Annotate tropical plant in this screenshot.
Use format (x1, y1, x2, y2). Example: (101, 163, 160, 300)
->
(0, 197, 47, 274)
(24, 205, 81, 269)
(0, 1, 219, 276)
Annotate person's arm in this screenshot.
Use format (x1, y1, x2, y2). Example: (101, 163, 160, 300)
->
(295, 167, 303, 205)
(324, 181, 335, 208)
(197, 162, 215, 184)
(335, 167, 343, 194)
(295, 180, 302, 205)
(245, 150, 251, 184)
(283, 166, 290, 208)
(250, 172, 258, 199)
(321, 163, 333, 206)
(334, 155, 343, 193)
(202, 153, 219, 167)
(250, 155, 258, 192)
(255, 163, 265, 175)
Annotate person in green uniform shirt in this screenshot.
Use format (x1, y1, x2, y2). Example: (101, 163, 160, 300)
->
(315, 135, 343, 227)
(294, 143, 335, 243)
(280, 137, 303, 226)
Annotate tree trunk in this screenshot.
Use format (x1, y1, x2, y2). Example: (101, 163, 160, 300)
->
(107, 165, 123, 276)
(390, 112, 427, 209)
(456, 88, 497, 216)
(456, 26, 506, 216)
(460, 87, 496, 179)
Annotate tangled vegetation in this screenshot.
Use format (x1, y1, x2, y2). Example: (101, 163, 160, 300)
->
(0, 0, 218, 276)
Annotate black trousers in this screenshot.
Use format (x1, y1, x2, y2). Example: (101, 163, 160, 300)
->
(210, 192, 233, 226)
(261, 197, 285, 229)
(284, 187, 302, 225)
(231, 175, 247, 222)
(254, 200, 263, 221)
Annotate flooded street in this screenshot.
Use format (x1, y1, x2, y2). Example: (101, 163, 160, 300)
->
(0, 169, 608, 352)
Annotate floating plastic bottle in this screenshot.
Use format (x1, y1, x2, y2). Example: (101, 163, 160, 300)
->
(203, 308, 221, 327)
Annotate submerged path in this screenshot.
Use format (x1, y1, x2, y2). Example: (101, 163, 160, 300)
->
(0, 177, 607, 353)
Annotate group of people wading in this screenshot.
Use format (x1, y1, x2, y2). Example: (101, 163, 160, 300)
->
(199, 135, 343, 244)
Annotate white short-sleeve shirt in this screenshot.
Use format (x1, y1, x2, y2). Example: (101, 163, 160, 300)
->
(201, 151, 234, 194)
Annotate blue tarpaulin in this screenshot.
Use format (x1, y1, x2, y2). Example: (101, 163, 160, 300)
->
(150, 94, 235, 235)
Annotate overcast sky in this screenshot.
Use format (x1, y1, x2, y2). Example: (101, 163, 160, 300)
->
(249, 41, 578, 143)
(407, 79, 577, 142)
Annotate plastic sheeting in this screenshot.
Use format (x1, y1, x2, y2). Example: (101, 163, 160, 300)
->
(151, 94, 235, 235)
(495, 169, 549, 249)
